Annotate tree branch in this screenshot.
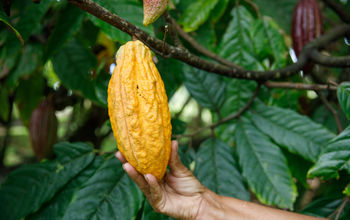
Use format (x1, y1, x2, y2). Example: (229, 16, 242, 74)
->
(310, 49, 350, 67)
(321, 0, 350, 23)
(264, 81, 337, 90)
(173, 85, 261, 139)
(166, 13, 243, 69)
(69, 0, 350, 81)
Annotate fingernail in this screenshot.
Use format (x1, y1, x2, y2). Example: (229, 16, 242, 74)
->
(144, 174, 150, 182)
(122, 163, 127, 171)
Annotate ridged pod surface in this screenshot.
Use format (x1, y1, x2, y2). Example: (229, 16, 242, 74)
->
(291, 0, 323, 57)
(29, 97, 57, 160)
(108, 40, 172, 181)
(143, 0, 168, 26)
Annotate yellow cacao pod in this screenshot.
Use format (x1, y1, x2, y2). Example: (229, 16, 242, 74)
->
(108, 40, 172, 181)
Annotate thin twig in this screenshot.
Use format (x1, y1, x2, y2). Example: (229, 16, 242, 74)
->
(316, 91, 343, 133)
(329, 196, 350, 220)
(264, 81, 337, 91)
(173, 85, 261, 139)
(68, 0, 350, 81)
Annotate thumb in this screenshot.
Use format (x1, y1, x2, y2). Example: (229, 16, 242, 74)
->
(169, 141, 192, 177)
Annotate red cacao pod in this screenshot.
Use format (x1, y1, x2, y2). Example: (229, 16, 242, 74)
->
(29, 97, 57, 160)
(291, 0, 323, 58)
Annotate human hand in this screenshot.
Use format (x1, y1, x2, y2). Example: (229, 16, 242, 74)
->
(115, 140, 218, 220)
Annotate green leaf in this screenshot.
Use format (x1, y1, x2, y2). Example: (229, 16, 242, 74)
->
(156, 57, 184, 99)
(7, 0, 54, 44)
(252, 0, 298, 33)
(28, 156, 106, 220)
(344, 183, 350, 196)
(235, 119, 297, 209)
(14, 73, 45, 125)
(195, 138, 250, 200)
(52, 39, 99, 103)
(7, 43, 43, 88)
(300, 197, 342, 218)
(283, 150, 312, 188)
(183, 64, 225, 110)
(220, 79, 256, 117)
(0, 10, 23, 44)
(217, 6, 263, 70)
(210, 0, 230, 23)
(308, 126, 350, 179)
(252, 17, 288, 69)
(0, 142, 95, 220)
(178, 145, 196, 170)
(171, 118, 187, 135)
(62, 155, 143, 220)
(215, 79, 256, 145)
(141, 200, 171, 220)
(338, 82, 350, 120)
(179, 0, 220, 32)
(251, 103, 335, 162)
(44, 5, 86, 61)
(192, 21, 216, 51)
(89, 0, 153, 43)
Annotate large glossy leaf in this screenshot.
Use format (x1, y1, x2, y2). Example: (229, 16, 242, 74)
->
(7, 43, 43, 88)
(0, 142, 95, 220)
(235, 119, 297, 209)
(7, 0, 54, 43)
(28, 156, 105, 220)
(156, 57, 184, 99)
(52, 39, 99, 103)
(300, 197, 342, 218)
(183, 64, 225, 110)
(308, 126, 350, 179)
(89, 0, 153, 43)
(0, 9, 23, 44)
(210, 0, 230, 23)
(179, 0, 220, 32)
(337, 82, 350, 120)
(251, 103, 335, 162)
(141, 200, 171, 220)
(252, 17, 287, 69)
(194, 138, 250, 200)
(217, 6, 263, 70)
(215, 79, 256, 145)
(44, 5, 85, 61)
(62, 156, 143, 220)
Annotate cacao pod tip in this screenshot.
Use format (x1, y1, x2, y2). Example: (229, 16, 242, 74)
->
(143, 0, 168, 26)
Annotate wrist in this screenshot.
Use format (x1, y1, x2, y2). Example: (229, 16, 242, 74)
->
(194, 189, 225, 220)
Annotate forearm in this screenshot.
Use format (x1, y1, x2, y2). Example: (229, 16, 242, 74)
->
(196, 190, 325, 220)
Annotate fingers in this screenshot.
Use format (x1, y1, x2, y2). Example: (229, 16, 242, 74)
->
(123, 163, 150, 195)
(115, 151, 127, 163)
(144, 174, 164, 211)
(169, 140, 192, 177)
